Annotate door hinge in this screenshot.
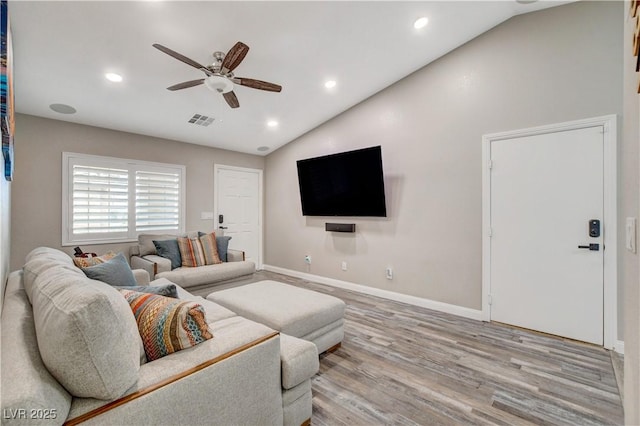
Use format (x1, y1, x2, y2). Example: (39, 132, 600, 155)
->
(488, 227, 493, 237)
(488, 294, 493, 305)
(488, 160, 493, 170)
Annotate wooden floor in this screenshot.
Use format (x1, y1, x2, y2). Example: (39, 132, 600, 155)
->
(194, 271, 624, 425)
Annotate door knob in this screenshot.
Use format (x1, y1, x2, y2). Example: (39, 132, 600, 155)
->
(219, 226, 228, 230)
(578, 243, 599, 251)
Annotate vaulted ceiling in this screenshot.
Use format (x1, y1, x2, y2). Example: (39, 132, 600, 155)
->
(10, 1, 567, 155)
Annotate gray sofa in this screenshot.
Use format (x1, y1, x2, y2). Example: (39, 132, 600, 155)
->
(130, 233, 256, 288)
(1, 247, 318, 425)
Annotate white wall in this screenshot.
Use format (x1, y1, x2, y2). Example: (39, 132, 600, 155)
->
(623, 1, 640, 423)
(264, 2, 623, 314)
(10, 114, 264, 271)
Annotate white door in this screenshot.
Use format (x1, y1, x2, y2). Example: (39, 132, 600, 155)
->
(488, 126, 604, 345)
(214, 165, 262, 268)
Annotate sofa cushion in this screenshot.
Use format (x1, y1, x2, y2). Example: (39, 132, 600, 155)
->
(156, 261, 256, 288)
(119, 289, 213, 361)
(199, 232, 222, 265)
(1, 271, 73, 423)
(153, 239, 182, 269)
(279, 334, 319, 390)
(82, 252, 138, 287)
(25, 258, 140, 400)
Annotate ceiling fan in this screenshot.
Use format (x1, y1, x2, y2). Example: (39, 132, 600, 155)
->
(153, 42, 282, 109)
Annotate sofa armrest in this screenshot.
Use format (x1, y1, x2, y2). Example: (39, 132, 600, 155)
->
(131, 255, 157, 279)
(227, 249, 245, 262)
(143, 255, 172, 274)
(132, 269, 150, 285)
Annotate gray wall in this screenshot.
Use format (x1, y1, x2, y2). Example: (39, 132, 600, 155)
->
(10, 114, 264, 271)
(0, 163, 10, 312)
(264, 2, 623, 315)
(623, 0, 640, 422)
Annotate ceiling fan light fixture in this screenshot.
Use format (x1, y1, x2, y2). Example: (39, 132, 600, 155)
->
(204, 75, 234, 93)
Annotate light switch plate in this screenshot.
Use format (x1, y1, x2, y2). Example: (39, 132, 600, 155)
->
(201, 211, 214, 220)
(626, 217, 637, 253)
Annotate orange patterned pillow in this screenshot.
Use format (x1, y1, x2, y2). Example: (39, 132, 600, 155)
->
(72, 251, 117, 268)
(119, 289, 212, 361)
(199, 232, 222, 265)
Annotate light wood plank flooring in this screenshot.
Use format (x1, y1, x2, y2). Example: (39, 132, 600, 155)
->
(193, 271, 624, 425)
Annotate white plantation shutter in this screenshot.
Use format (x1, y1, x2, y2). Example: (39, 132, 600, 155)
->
(136, 169, 180, 232)
(72, 165, 129, 235)
(63, 153, 185, 245)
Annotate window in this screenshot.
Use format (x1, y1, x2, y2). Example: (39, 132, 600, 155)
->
(62, 153, 185, 245)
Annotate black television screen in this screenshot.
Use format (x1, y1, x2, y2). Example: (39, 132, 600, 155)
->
(296, 146, 387, 217)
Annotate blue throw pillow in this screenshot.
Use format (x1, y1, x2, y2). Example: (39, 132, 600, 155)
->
(153, 239, 182, 270)
(216, 236, 232, 262)
(82, 253, 138, 287)
(114, 284, 178, 298)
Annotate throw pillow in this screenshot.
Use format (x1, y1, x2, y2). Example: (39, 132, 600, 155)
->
(82, 253, 138, 287)
(177, 236, 206, 267)
(72, 251, 117, 268)
(114, 284, 178, 298)
(199, 232, 222, 265)
(153, 239, 182, 270)
(119, 289, 213, 361)
(216, 235, 232, 262)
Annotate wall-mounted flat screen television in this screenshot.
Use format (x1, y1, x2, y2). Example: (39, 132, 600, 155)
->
(296, 146, 387, 217)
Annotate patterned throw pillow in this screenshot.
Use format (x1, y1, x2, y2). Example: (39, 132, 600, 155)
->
(119, 289, 213, 361)
(72, 251, 117, 268)
(177, 236, 206, 267)
(199, 232, 222, 265)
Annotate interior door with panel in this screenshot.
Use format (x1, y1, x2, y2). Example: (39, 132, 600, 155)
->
(214, 165, 262, 268)
(488, 126, 604, 345)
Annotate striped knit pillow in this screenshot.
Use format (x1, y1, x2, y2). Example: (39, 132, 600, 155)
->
(119, 289, 213, 361)
(177, 236, 206, 267)
(199, 232, 222, 265)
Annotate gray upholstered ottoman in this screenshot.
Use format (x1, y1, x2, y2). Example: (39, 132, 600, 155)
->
(207, 280, 346, 353)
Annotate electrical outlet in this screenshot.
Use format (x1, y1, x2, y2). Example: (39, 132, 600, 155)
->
(304, 255, 312, 265)
(341, 261, 347, 271)
(386, 267, 393, 280)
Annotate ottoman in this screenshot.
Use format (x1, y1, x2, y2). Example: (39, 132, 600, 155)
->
(207, 280, 346, 353)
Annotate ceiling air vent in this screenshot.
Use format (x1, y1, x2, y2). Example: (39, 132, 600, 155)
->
(188, 114, 214, 127)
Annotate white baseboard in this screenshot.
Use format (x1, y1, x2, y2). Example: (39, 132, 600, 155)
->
(262, 264, 483, 321)
(614, 340, 624, 354)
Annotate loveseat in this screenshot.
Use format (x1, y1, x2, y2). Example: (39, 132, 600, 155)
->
(1, 247, 318, 425)
(130, 233, 256, 288)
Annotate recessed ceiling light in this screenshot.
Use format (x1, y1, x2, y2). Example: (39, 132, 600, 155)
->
(49, 103, 77, 114)
(324, 80, 337, 89)
(266, 120, 279, 128)
(257, 146, 270, 152)
(414, 17, 429, 30)
(105, 73, 123, 82)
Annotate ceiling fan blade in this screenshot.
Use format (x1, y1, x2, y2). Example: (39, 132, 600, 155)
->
(221, 42, 249, 74)
(233, 77, 282, 93)
(223, 91, 240, 109)
(153, 44, 211, 75)
(167, 79, 205, 91)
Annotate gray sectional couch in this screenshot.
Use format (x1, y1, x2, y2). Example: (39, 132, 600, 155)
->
(130, 233, 256, 288)
(1, 247, 318, 425)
